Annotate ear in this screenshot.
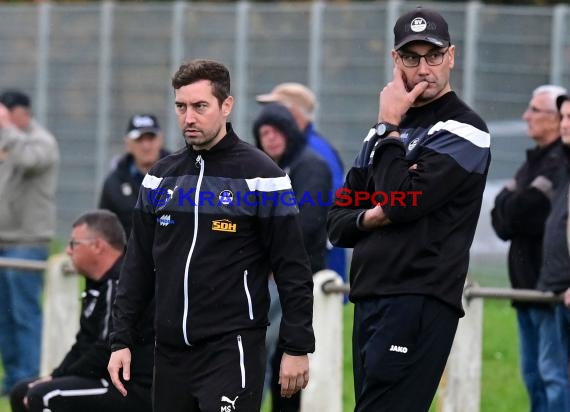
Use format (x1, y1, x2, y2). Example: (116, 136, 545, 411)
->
(124, 137, 132, 153)
(391, 49, 399, 65)
(92, 238, 104, 255)
(447, 45, 456, 70)
(222, 96, 234, 118)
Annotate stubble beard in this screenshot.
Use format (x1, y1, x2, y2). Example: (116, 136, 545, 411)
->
(183, 125, 223, 150)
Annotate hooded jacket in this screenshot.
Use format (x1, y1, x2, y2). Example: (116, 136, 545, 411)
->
(253, 103, 332, 273)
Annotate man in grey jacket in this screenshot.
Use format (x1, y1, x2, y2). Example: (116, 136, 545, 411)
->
(0, 90, 59, 394)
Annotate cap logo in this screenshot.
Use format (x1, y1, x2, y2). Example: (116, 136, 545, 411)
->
(132, 115, 155, 128)
(410, 17, 427, 33)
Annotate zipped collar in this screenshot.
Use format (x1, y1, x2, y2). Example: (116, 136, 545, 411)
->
(526, 138, 562, 163)
(186, 123, 239, 158)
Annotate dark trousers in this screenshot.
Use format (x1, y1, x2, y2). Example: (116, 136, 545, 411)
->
(153, 328, 266, 412)
(353, 295, 458, 412)
(10, 376, 151, 412)
(270, 346, 300, 412)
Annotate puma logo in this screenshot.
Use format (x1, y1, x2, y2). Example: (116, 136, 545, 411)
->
(220, 395, 238, 411)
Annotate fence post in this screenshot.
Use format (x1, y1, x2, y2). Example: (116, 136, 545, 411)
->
(437, 282, 483, 412)
(301, 269, 344, 412)
(40, 253, 80, 376)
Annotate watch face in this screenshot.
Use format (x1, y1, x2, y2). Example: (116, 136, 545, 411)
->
(376, 123, 387, 136)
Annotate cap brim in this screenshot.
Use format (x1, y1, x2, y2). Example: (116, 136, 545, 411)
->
(255, 93, 280, 103)
(127, 128, 160, 140)
(395, 35, 449, 51)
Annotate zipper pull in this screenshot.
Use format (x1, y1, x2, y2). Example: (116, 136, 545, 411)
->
(195, 154, 202, 169)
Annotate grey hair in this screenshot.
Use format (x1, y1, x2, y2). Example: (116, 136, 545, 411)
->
(533, 85, 568, 111)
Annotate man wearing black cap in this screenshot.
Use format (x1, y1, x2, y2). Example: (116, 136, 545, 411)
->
(0, 90, 59, 394)
(327, 7, 490, 411)
(99, 114, 169, 237)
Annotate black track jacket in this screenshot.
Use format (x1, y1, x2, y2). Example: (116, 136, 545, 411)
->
(53, 257, 154, 386)
(327, 92, 491, 315)
(110, 124, 315, 354)
(99, 150, 170, 237)
(492, 139, 564, 292)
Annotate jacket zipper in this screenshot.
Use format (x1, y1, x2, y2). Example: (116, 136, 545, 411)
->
(182, 154, 204, 346)
(237, 335, 245, 388)
(243, 270, 254, 320)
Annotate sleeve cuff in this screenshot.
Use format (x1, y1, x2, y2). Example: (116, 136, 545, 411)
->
(356, 211, 366, 230)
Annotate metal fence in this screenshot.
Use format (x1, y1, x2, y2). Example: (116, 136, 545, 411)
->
(0, 0, 569, 237)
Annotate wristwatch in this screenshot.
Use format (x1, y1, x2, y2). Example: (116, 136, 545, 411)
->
(375, 122, 400, 138)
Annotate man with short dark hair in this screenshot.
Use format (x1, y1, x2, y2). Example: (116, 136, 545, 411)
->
(108, 59, 314, 412)
(99, 114, 169, 236)
(0, 89, 59, 393)
(327, 7, 490, 411)
(10, 210, 153, 412)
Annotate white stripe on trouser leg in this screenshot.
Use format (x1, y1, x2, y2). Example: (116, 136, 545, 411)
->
(43, 379, 110, 410)
(237, 335, 245, 389)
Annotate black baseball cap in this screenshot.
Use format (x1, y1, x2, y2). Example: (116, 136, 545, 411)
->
(557, 95, 570, 111)
(0, 90, 31, 110)
(394, 7, 451, 51)
(126, 114, 161, 139)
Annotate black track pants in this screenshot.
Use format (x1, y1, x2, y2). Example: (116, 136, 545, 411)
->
(10, 376, 151, 412)
(153, 328, 266, 412)
(352, 295, 459, 412)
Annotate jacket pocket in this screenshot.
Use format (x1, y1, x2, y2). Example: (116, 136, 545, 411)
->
(243, 270, 254, 320)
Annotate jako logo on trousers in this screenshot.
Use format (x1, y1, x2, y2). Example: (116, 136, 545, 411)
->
(389, 345, 408, 353)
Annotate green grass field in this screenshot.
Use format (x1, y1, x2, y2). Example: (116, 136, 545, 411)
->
(0, 298, 527, 412)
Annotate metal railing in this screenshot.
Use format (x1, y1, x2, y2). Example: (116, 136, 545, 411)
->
(0, 256, 75, 274)
(320, 277, 565, 412)
(322, 278, 564, 304)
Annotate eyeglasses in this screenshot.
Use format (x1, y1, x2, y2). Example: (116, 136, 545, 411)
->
(68, 238, 96, 250)
(398, 48, 449, 68)
(525, 105, 557, 115)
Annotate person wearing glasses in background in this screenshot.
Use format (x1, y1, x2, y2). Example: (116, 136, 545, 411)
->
(327, 7, 490, 411)
(10, 210, 153, 412)
(492, 85, 570, 412)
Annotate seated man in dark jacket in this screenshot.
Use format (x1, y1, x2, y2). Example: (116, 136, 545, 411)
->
(253, 102, 332, 412)
(10, 210, 153, 412)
